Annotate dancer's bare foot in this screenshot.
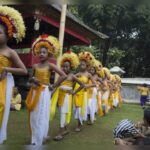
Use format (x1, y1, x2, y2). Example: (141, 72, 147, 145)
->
(62, 129, 70, 136)
(43, 136, 50, 143)
(42, 136, 50, 144)
(75, 127, 81, 132)
(87, 120, 94, 125)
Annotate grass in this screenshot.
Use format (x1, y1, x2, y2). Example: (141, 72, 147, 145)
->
(5, 103, 145, 147)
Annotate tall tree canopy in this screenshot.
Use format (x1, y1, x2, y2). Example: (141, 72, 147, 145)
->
(68, 3, 150, 77)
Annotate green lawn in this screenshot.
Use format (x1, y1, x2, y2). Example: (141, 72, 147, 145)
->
(5, 104, 145, 146)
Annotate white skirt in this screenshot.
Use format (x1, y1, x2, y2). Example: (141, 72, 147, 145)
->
(0, 73, 14, 144)
(30, 86, 51, 145)
(60, 93, 70, 114)
(74, 107, 83, 125)
(60, 93, 71, 128)
(101, 91, 109, 103)
(60, 86, 72, 114)
(74, 91, 88, 124)
(87, 88, 97, 122)
(83, 91, 88, 121)
(113, 96, 119, 107)
(93, 88, 98, 114)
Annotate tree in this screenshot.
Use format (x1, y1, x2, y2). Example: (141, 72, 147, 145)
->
(68, 3, 150, 77)
(70, 45, 100, 57)
(107, 47, 125, 68)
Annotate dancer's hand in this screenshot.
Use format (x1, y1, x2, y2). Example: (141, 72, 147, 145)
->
(83, 85, 88, 90)
(29, 77, 40, 87)
(67, 90, 74, 95)
(51, 89, 55, 95)
(34, 78, 40, 86)
(31, 83, 38, 88)
(48, 84, 54, 91)
(29, 77, 35, 83)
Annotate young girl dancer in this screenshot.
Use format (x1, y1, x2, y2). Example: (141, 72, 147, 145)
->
(100, 67, 111, 114)
(114, 74, 123, 108)
(54, 51, 84, 141)
(88, 59, 104, 124)
(0, 6, 27, 144)
(26, 34, 66, 145)
(74, 51, 95, 132)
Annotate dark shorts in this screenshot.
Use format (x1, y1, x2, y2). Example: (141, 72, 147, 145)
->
(140, 95, 148, 106)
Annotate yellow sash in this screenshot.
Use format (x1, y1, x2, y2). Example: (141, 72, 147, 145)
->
(108, 92, 113, 109)
(50, 88, 73, 123)
(50, 88, 59, 120)
(58, 80, 73, 107)
(80, 91, 87, 116)
(74, 75, 89, 117)
(26, 85, 45, 112)
(74, 82, 82, 106)
(96, 93, 104, 117)
(0, 55, 12, 127)
(50, 80, 73, 121)
(0, 78, 7, 127)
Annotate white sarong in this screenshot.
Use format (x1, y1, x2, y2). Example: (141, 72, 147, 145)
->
(0, 73, 14, 144)
(30, 86, 51, 145)
(87, 88, 97, 122)
(59, 86, 72, 128)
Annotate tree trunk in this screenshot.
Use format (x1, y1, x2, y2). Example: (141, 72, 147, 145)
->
(102, 38, 111, 66)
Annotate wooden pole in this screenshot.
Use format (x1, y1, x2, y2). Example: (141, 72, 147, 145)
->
(58, 4, 67, 59)
(55, 4, 67, 81)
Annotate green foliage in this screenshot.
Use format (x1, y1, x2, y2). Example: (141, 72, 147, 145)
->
(16, 48, 31, 53)
(69, 3, 150, 77)
(107, 47, 125, 68)
(70, 45, 97, 56)
(68, 5, 81, 20)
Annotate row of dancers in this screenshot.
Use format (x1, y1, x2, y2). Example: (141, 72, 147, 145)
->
(0, 6, 122, 145)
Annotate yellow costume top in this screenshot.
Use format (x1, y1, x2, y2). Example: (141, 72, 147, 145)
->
(50, 81, 73, 121)
(57, 80, 73, 124)
(34, 68, 50, 85)
(87, 80, 93, 99)
(137, 86, 149, 96)
(74, 75, 89, 107)
(102, 80, 109, 92)
(26, 67, 50, 112)
(58, 80, 73, 107)
(0, 55, 12, 73)
(0, 55, 12, 126)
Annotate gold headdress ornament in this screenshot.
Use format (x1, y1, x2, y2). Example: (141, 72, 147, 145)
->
(78, 51, 95, 66)
(93, 59, 103, 70)
(110, 74, 116, 81)
(0, 6, 25, 42)
(93, 60, 104, 78)
(102, 67, 111, 80)
(60, 51, 79, 69)
(114, 74, 122, 83)
(97, 68, 105, 78)
(32, 34, 60, 57)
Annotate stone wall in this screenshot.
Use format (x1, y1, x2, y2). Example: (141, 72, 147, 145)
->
(121, 78, 150, 103)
